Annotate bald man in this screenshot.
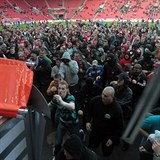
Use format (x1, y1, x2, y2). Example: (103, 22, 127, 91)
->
(86, 86, 124, 158)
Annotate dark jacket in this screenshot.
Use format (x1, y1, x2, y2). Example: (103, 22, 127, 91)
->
(114, 85, 133, 120)
(100, 53, 122, 87)
(76, 77, 102, 111)
(55, 134, 98, 160)
(86, 96, 124, 143)
(129, 71, 147, 97)
(33, 58, 52, 85)
(56, 147, 98, 160)
(115, 86, 133, 107)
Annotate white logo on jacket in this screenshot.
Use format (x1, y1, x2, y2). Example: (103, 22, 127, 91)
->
(105, 114, 111, 119)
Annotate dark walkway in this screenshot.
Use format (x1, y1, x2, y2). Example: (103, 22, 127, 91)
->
(42, 118, 141, 160)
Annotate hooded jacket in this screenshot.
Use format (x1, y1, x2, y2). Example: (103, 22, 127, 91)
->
(59, 52, 79, 86)
(100, 53, 122, 87)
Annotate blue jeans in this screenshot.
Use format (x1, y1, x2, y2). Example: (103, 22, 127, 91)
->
(54, 121, 79, 155)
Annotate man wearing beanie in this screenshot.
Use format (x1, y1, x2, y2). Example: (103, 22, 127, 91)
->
(111, 72, 133, 121)
(55, 134, 98, 160)
(111, 72, 133, 151)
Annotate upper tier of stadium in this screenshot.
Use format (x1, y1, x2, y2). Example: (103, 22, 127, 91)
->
(0, 0, 159, 23)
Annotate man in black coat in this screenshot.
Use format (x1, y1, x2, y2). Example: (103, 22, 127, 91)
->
(33, 57, 52, 101)
(86, 86, 124, 158)
(99, 53, 122, 88)
(112, 72, 133, 120)
(129, 63, 147, 108)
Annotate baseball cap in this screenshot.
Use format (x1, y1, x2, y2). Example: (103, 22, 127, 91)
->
(92, 60, 98, 66)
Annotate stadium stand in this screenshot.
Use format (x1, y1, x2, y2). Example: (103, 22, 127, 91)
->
(0, 0, 159, 21)
(74, 0, 107, 19)
(64, 0, 84, 19)
(74, 0, 160, 20)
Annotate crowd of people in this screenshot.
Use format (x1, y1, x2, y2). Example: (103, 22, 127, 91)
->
(0, 19, 160, 160)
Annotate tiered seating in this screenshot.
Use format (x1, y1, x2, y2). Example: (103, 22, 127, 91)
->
(0, 0, 8, 21)
(25, 0, 53, 20)
(123, 0, 151, 19)
(2, 9, 27, 21)
(6, 0, 32, 20)
(8, 0, 29, 12)
(0, 0, 52, 21)
(45, 0, 65, 19)
(143, 0, 160, 19)
(96, 0, 124, 19)
(0, 0, 27, 21)
(123, 0, 138, 19)
(74, 0, 108, 19)
(0, 0, 159, 21)
(64, 0, 84, 19)
(45, 0, 83, 19)
(74, 0, 160, 20)
(46, 0, 63, 9)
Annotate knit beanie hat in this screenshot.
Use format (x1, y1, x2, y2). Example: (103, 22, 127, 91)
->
(107, 53, 115, 60)
(63, 134, 83, 160)
(106, 53, 116, 66)
(117, 72, 129, 86)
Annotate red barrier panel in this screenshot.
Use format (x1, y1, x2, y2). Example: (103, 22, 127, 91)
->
(0, 58, 33, 117)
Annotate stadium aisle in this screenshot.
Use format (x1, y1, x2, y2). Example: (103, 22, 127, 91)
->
(42, 118, 141, 160)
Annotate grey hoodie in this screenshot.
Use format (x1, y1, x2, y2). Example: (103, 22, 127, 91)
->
(59, 51, 79, 86)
